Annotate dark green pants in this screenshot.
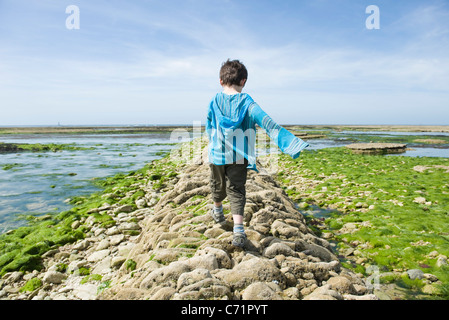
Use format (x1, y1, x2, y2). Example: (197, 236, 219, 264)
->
(209, 160, 248, 216)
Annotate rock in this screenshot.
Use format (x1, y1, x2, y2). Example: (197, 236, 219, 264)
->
(423, 273, 439, 282)
(346, 143, 406, 155)
(73, 283, 98, 300)
(96, 239, 110, 250)
(326, 276, 356, 294)
(113, 205, 134, 214)
(91, 257, 112, 275)
(271, 220, 301, 239)
(73, 239, 91, 251)
(118, 222, 141, 231)
(14, 141, 376, 301)
(43, 271, 66, 284)
(110, 234, 126, 246)
(111, 256, 127, 268)
(242, 282, 283, 300)
(87, 249, 110, 262)
(436, 256, 448, 267)
(140, 262, 191, 290)
(112, 288, 148, 300)
(407, 269, 424, 280)
(6, 271, 23, 284)
(303, 284, 343, 300)
(136, 199, 147, 209)
(195, 247, 232, 269)
(413, 197, 427, 204)
(263, 242, 297, 258)
(68, 260, 88, 274)
(71, 220, 81, 229)
(149, 287, 176, 300)
(343, 294, 378, 300)
(422, 284, 440, 295)
(177, 268, 211, 291)
(215, 257, 285, 290)
(184, 254, 218, 271)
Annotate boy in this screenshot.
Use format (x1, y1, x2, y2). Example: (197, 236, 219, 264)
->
(206, 59, 309, 248)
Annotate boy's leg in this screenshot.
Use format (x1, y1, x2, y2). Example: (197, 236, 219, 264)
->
(225, 162, 248, 217)
(225, 161, 248, 247)
(209, 164, 226, 223)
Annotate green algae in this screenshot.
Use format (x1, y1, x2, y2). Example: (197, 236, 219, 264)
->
(278, 147, 449, 298)
(0, 142, 93, 153)
(2, 163, 25, 171)
(20, 277, 43, 292)
(125, 259, 137, 272)
(0, 150, 181, 277)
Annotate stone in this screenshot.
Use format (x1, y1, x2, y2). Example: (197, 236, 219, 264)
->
(271, 220, 301, 239)
(113, 288, 148, 300)
(422, 284, 440, 295)
(241, 282, 282, 300)
(423, 273, 438, 282)
(71, 220, 81, 229)
(73, 239, 91, 251)
(110, 234, 125, 246)
(113, 205, 134, 214)
(407, 269, 424, 280)
(184, 254, 218, 271)
(263, 242, 297, 258)
(118, 222, 141, 231)
(136, 199, 147, 209)
(6, 271, 23, 284)
(140, 262, 191, 290)
(326, 276, 356, 294)
(195, 247, 232, 269)
(346, 143, 406, 155)
(111, 256, 126, 268)
(177, 268, 211, 291)
(303, 284, 343, 300)
(13, 141, 377, 302)
(43, 271, 66, 284)
(215, 257, 285, 290)
(149, 287, 176, 300)
(436, 256, 448, 267)
(73, 283, 98, 300)
(96, 239, 110, 250)
(87, 249, 110, 262)
(413, 197, 427, 204)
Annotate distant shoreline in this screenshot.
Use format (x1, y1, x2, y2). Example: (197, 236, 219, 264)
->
(1, 124, 449, 134)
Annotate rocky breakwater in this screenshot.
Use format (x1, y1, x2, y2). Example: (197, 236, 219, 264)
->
(97, 152, 377, 300)
(1, 146, 377, 300)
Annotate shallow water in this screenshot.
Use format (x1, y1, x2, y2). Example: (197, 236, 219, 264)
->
(305, 136, 449, 158)
(338, 130, 449, 137)
(1, 129, 448, 234)
(0, 132, 179, 233)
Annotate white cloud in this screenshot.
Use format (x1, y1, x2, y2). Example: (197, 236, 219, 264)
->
(0, 1, 448, 125)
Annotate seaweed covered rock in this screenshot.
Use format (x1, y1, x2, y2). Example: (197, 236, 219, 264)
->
(1, 142, 376, 300)
(97, 148, 375, 300)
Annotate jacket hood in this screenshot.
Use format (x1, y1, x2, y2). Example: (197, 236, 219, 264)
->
(211, 93, 254, 130)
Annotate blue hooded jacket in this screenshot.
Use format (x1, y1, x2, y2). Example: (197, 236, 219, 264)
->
(206, 92, 309, 171)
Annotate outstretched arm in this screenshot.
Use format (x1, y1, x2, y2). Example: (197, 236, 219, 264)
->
(249, 103, 309, 159)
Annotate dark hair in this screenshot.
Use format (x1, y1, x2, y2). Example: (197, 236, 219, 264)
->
(219, 59, 248, 86)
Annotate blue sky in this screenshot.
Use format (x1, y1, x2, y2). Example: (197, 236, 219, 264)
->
(0, 0, 448, 126)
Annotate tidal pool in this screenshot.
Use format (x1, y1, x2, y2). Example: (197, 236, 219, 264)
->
(1, 128, 448, 233)
(0, 132, 179, 233)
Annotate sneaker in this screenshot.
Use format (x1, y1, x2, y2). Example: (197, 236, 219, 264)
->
(232, 232, 247, 248)
(210, 206, 225, 223)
